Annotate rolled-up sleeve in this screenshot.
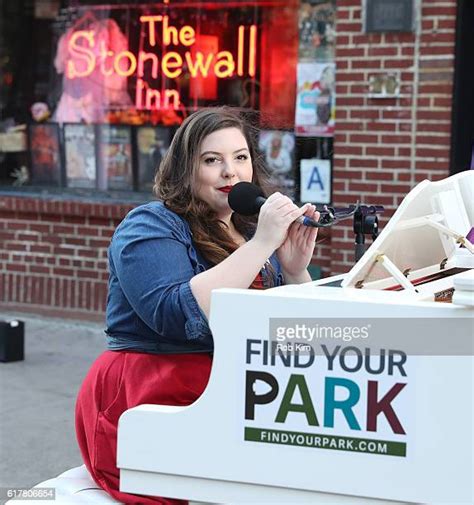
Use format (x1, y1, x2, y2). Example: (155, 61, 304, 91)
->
(270, 254, 285, 287)
(110, 205, 211, 342)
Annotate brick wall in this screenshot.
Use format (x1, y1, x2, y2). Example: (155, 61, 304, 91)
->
(319, 0, 458, 273)
(0, 197, 134, 321)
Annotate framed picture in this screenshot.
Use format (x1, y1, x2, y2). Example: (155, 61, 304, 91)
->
(64, 124, 97, 189)
(135, 126, 171, 193)
(258, 130, 296, 199)
(368, 72, 401, 98)
(298, 0, 336, 62)
(28, 123, 62, 186)
(295, 62, 335, 137)
(365, 0, 414, 33)
(98, 125, 133, 191)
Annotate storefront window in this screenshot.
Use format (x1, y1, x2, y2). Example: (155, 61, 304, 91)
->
(0, 0, 335, 203)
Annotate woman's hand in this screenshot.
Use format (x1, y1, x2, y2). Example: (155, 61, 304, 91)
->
(252, 193, 313, 252)
(276, 204, 320, 284)
(191, 195, 313, 317)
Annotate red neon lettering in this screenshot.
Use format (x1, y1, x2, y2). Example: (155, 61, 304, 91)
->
(113, 51, 137, 77)
(161, 17, 195, 46)
(146, 88, 161, 109)
(162, 52, 183, 79)
(249, 25, 257, 77)
(65, 22, 259, 108)
(138, 51, 159, 78)
(237, 26, 244, 76)
(99, 40, 114, 76)
(214, 51, 234, 78)
(67, 30, 95, 79)
(180, 25, 196, 46)
(135, 79, 180, 110)
(135, 78, 146, 109)
(185, 52, 213, 78)
(164, 89, 180, 109)
(139, 15, 163, 47)
(162, 15, 179, 46)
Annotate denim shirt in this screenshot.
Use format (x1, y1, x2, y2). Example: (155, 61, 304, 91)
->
(105, 201, 284, 354)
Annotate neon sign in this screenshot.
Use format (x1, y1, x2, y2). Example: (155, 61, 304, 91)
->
(66, 15, 258, 111)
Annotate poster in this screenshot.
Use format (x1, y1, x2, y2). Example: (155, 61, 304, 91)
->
(53, 17, 132, 123)
(28, 124, 61, 186)
(300, 158, 331, 204)
(295, 62, 335, 137)
(0, 130, 27, 152)
(298, 0, 336, 62)
(98, 126, 133, 190)
(136, 126, 170, 193)
(64, 124, 96, 189)
(258, 130, 295, 199)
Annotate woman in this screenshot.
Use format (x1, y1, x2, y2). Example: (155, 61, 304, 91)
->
(75, 107, 319, 504)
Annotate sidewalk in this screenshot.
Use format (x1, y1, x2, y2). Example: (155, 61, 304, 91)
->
(0, 311, 106, 502)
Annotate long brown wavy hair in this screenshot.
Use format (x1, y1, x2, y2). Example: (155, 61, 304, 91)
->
(154, 107, 273, 267)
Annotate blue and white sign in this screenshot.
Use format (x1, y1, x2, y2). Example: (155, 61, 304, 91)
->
(300, 158, 331, 204)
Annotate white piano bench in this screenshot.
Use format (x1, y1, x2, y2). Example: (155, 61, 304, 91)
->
(4, 465, 122, 504)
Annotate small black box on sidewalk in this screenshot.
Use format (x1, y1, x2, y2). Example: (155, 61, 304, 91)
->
(0, 320, 25, 362)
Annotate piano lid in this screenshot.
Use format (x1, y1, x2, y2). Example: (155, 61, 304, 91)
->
(342, 170, 474, 289)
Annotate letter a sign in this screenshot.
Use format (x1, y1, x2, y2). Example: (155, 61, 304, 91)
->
(300, 158, 331, 204)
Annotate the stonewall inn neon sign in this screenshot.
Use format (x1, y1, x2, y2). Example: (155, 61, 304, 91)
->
(65, 15, 258, 110)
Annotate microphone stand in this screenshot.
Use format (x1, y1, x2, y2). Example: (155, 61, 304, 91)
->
(315, 204, 384, 264)
(353, 206, 382, 263)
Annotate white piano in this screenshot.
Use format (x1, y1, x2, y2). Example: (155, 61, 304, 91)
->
(118, 171, 474, 504)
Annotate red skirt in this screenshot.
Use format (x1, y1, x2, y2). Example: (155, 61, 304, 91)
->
(75, 350, 212, 504)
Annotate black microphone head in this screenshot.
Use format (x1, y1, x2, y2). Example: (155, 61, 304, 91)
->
(228, 182, 265, 215)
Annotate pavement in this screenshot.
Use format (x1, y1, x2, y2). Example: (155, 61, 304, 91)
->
(0, 311, 107, 503)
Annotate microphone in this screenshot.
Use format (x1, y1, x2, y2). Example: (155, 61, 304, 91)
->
(228, 182, 320, 227)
